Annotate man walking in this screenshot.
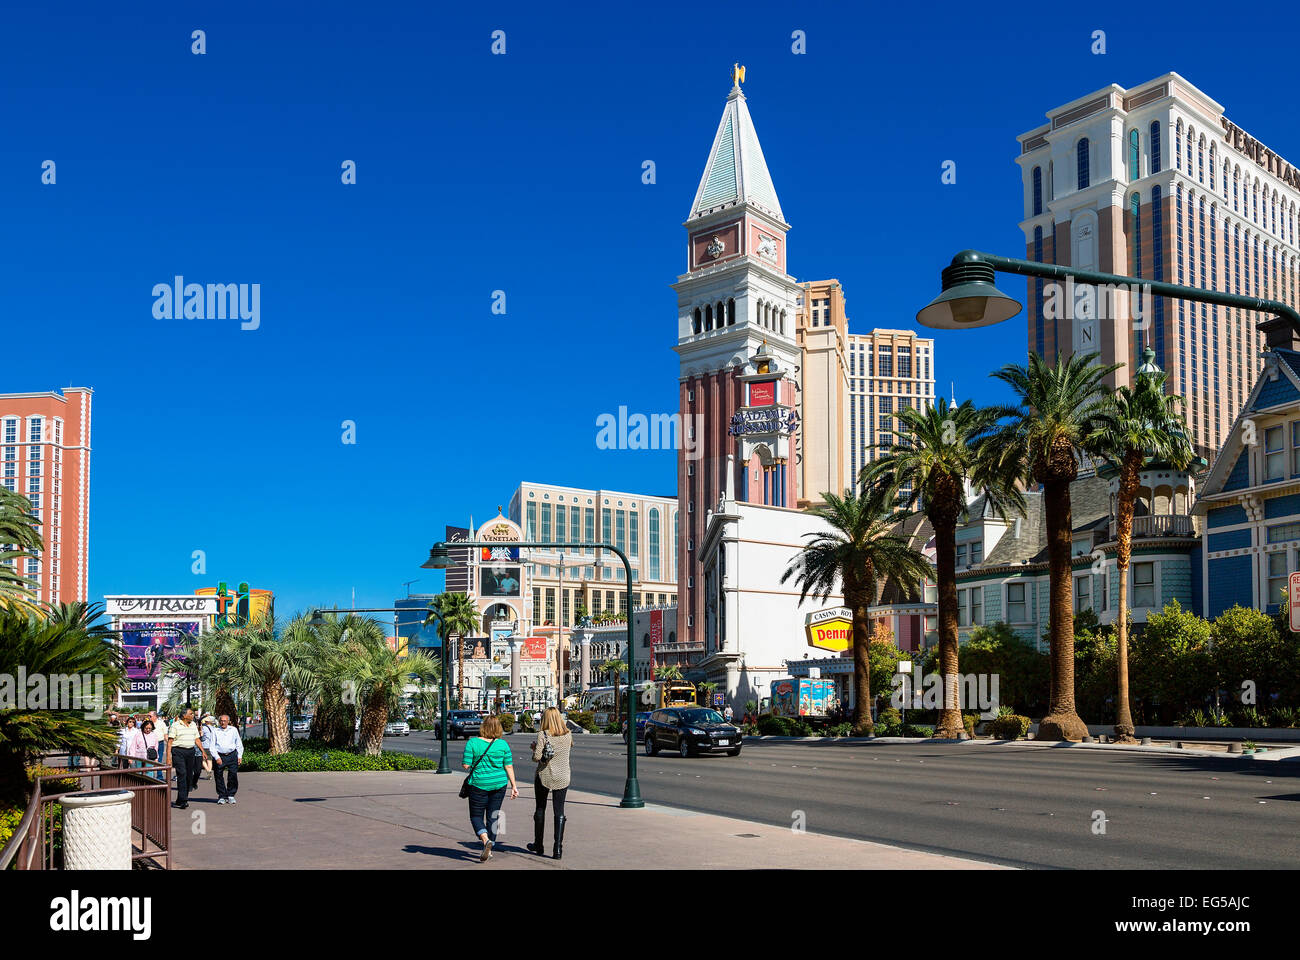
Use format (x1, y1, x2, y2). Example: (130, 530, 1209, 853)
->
(210, 715, 244, 804)
(166, 707, 207, 809)
(724, 704, 734, 724)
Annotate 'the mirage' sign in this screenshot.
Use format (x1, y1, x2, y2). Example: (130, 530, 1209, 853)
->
(105, 596, 219, 617)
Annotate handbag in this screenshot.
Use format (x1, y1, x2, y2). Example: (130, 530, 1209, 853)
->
(459, 739, 499, 799)
(537, 731, 554, 769)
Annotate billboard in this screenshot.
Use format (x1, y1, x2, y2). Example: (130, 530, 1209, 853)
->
(480, 545, 520, 562)
(521, 636, 548, 660)
(649, 609, 663, 679)
(480, 566, 522, 597)
(121, 621, 199, 694)
(446, 525, 471, 593)
(465, 639, 490, 660)
(805, 606, 853, 652)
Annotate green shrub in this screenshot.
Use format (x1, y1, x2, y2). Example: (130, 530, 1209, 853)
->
(604, 721, 622, 734)
(902, 724, 934, 738)
(822, 723, 853, 737)
(961, 713, 980, 738)
(28, 766, 84, 796)
(497, 714, 515, 733)
(876, 707, 901, 728)
(566, 711, 598, 733)
(0, 804, 25, 850)
(239, 748, 439, 773)
(987, 714, 1031, 740)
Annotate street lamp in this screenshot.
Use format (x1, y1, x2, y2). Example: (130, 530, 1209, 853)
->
(424, 538, 644, 809)
(917, 249, 1300, 333)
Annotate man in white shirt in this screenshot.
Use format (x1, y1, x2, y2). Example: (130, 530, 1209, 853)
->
(210, 714, 245, 805)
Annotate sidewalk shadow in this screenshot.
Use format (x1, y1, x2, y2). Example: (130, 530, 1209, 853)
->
(403, 840, 525, 862)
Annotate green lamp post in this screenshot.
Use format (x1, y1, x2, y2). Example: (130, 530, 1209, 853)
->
(423, 538, 644, 808)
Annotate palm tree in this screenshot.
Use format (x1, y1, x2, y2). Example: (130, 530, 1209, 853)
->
(781, 485, 934, 734)
(0, 486, 44, 615)
(862, 400, 1024, 738)
(487, 676, 510, 713)
(0, 605, 125, 804)
(425, 592, 479, 713)
(697, 681, 719, 709)
(657, 664, 683, 682)
(599, 658, 627, 721)
(989, 351, 1121, 741)
(207, 613, 314, 755)
(1091, 350, 1194, 743)
(318, 615, 437, 756)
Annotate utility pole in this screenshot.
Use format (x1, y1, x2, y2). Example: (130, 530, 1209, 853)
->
(557, 551, 565, 708)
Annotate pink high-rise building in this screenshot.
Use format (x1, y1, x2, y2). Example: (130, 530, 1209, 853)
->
(0, 388, 92, 605)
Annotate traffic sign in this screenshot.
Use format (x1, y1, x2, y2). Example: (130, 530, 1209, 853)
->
(1290, 572, 1300, 632)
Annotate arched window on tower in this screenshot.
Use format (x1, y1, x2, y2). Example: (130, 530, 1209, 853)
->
(1032, 166, 1042, 215)
(1197, 135, 1205, 184)
(1186, 126, 1194, 174)
(1233, 167, 1239, 212)
(727, 298, 736, 325)
(705, 304, 713, 331)
(1076, 138, 1090, 190)
(1222, 160, 1230, 201)
(717, 301, 724, 327)
(1209, 144, 1216, 191)
(1150, 121, 1162, 173)
(693, 307, 701, 335)
(1128, 130, 1140, 181)
(1175, 120, 1183, 171)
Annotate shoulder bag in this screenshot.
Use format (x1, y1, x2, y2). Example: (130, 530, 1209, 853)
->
(459, 738, 500, 799)
(537, 731, 554, 769)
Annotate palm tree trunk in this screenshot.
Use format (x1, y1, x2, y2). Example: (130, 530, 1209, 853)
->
(1038, 476, 1088, 741)
(359, 692, 387, 756)
(1113, 449, 1142, 743)
(847, 573, 874, 735)
(457, 634, 464, 709)
(263, 678, 291, 755)
(932, 518, 963, 739)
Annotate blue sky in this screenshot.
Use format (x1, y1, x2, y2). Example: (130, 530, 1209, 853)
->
(4, 2, 1299, 617)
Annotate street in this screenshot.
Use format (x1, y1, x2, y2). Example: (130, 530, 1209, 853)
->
(379, 732, 1300, 869)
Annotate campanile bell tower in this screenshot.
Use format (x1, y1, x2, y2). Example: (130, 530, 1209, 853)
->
(673, 66, 803, 642)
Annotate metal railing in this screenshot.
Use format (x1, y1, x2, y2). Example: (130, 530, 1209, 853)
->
(0, 754, 173, 870)
(1108, 514, 1194, 541)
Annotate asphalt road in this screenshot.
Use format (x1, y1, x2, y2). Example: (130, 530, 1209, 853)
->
(380, 731, 1300, 869)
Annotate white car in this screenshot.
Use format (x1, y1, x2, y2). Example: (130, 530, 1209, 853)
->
(384, 720, 410, 737)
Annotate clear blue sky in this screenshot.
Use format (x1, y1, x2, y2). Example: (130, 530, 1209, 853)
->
(4, 2, 1298, 617)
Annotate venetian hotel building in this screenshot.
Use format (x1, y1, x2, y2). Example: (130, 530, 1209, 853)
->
(1017, 73, 1300, 460)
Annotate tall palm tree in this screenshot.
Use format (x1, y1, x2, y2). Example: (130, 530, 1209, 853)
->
(657, 664, 683, 682)
(318, 615, 437, 756)
(0, 606, 125, 804)
(0, 486, 44, 616)
(425, 592, 479, 712)
(599, 658, 627, 721)
(862, 400, 1024, 738)
(1091, 351, 1194, 742)
(781, 485, 934, 734)
(990, 351, 1121, 741)
(207, 613, 314, 755)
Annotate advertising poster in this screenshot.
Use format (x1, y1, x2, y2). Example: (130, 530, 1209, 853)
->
(480, 545, 520, 562)
(522, 636, 547, 660)
(121, 621, 199, 693)
(649, 609, 663, 679)
(466, 639, 489, 660)
(480, 566, 522, 596)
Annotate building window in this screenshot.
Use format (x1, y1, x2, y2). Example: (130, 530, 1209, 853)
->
(1076, 138, 1090, 191)
(1267, 521, 1300, 544)
(957, 588, 969, 627)
(956, 544, 967, 568)
(970, 542, 982, 565)
(649, 508, 661, 581)
(1128, 129, 1140, 181)
(1266, 552, 1289, 610)
(1032, 166, 1042, 216)
(526, 502, 537, 541)
(1266, 425, 1285, 481)
(1006, 583, 1027, 622)
(1132, 563, 1155, 608)
(971, 586, 982, 626)
(1075, 575, 1092, 612)
(584, 508, 595, 555)
(1150, 121, 1162, 173)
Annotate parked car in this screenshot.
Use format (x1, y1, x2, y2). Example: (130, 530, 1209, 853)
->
(644, 707, 742, 757)
(290, 716, 311, 733)
(384, 719, 410, 737)
(437, 710, 483, 740)
(622, 711, 652, 743)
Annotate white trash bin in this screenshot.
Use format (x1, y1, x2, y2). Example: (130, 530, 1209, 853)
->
(59, 790, 133, 870)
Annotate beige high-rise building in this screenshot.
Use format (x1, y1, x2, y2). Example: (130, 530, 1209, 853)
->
(846, 330, 936, 487)
(1017, 72, 1300, 460)
(795, 280, 851, 506)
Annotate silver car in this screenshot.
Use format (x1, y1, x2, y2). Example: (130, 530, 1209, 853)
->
(384, 720, 410, 737)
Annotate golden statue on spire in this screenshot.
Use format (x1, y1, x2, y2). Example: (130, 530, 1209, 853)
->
(732, 63, 746, 87)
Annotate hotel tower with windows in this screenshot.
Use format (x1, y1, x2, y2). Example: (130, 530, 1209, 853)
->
(1018, 72, 1300, 460)
(0, 388, 92, 605)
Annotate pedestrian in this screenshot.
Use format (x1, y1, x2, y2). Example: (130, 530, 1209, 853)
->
(461, 714, 517, 862)
(199, 715, 217, 783)
(526, 706, 572, 859)
(210, 714, 244, 804)
(130, 719, 165, 781)
(166, 707, 207, 809)
(724, 704, 734, 723)
(116, 717, 136, 768)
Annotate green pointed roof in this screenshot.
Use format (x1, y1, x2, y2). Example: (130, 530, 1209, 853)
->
(689, 84, 785, 224)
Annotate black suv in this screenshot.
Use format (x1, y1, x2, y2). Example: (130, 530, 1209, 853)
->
(438, 711, 483, 740)
(644, 707, 742, 757)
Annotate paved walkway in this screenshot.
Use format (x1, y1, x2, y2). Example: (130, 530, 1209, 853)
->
(170, 770, 1007, 870)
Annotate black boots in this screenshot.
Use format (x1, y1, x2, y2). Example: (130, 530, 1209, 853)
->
(553, 814, 566, 860)
(526, 810, 546, 855)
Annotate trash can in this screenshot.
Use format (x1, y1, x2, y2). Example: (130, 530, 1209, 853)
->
(59, 790, 133, 870)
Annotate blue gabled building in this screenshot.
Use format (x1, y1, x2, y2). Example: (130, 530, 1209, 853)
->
(1195, 343, 1300, 617)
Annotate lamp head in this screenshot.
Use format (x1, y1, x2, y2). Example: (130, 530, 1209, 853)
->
(421, 543, 454, 569)
(917, 252, 1022, 329)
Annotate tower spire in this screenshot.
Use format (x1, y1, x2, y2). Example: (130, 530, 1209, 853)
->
(689, 67, 785, 224)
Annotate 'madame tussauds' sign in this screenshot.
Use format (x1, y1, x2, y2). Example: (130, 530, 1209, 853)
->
(805, 606, 853, 653)
(106, 596, 219, 617)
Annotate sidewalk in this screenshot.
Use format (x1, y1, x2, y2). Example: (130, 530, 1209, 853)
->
(170, 770, 1007, 870)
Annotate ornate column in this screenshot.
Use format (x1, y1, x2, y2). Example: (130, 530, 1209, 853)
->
(578, 630, 593, 692)
(508, 637, 522, 707)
